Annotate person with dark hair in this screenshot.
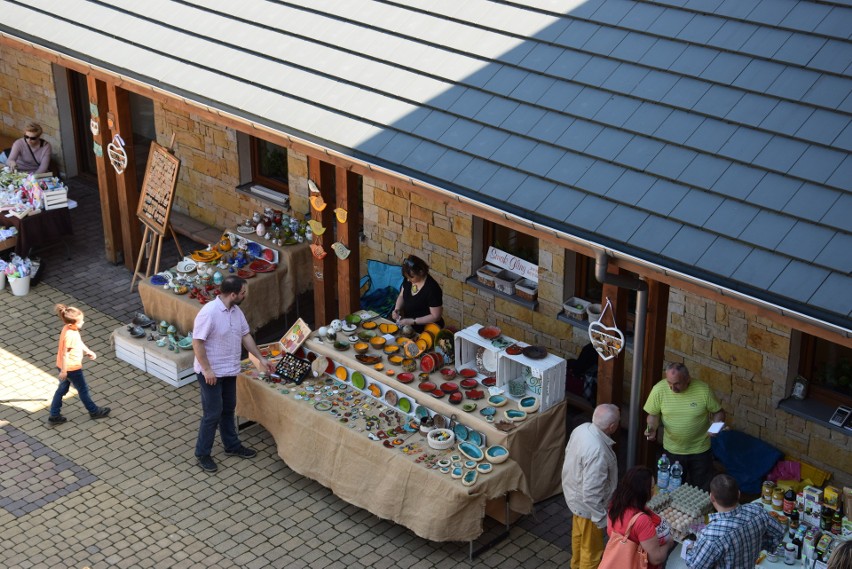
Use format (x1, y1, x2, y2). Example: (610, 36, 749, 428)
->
(391, 254, 444, 333)
(192, 276, 274, 473)
(644, 362, 725, 490)
(685, 474, 784, 569)
(7, 122, 52, 174)
(562, 404, 620, 569)
(604, 466, 674, 569)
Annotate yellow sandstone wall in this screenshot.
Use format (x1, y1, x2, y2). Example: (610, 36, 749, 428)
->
(0, 45, 63, 172)
(665, 289, 852, 487)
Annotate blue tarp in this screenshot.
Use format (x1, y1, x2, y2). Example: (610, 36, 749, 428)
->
(711, 430, 783, 494)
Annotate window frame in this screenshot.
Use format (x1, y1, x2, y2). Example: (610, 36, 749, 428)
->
(250, 137, 289, 195)
(797, 333, 852, 408)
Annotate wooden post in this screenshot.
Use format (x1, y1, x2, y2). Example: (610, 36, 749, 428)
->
(309, 156, 337, 325)
(638, 279, 670, 469)
(336, 167, 361, 316)
(87, 76, 122, 264)
(596, 264, 629, 406)
(105, 84, 142, 270)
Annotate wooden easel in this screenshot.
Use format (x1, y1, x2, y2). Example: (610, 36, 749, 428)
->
(129, 137, 182, 291)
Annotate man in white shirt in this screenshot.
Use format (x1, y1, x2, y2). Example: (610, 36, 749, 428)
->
(562, 404, 620, 569)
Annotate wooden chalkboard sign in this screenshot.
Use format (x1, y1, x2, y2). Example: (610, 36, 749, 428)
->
(136, 142, 180, 235)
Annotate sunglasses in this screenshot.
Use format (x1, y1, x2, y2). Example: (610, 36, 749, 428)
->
(24, 135, 40, 141)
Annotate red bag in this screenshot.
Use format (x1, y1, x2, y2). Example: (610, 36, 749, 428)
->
(598, 512, 649, 569)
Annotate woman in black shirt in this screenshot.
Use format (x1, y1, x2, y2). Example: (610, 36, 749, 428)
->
(391, 255, 444, 333)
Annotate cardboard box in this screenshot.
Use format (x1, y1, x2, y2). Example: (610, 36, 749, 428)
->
(824, 486, 841, 509)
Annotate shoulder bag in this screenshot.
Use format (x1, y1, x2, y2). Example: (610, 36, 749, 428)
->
(598, 512, 649, 569)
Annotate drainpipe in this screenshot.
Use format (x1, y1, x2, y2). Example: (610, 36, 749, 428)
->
(595, 250, 648, 468)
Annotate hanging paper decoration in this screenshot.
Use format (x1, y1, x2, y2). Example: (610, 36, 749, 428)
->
(309, 194, 327, 212)
(334, 207, 348, 224)
(308, 219, 326, 235)
(587, 298, 625, 361)
(107, 134, 128, 174)
(331, 242, 350, 260)
(90, 117, 100, 136)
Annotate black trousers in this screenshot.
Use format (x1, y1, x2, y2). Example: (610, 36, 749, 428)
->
(666, 449, 715, 491)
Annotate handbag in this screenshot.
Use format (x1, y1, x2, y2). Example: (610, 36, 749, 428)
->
(598, 512, 649, 569)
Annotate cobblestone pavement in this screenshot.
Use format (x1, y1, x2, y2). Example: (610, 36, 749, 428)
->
(0, 178, 575, 568)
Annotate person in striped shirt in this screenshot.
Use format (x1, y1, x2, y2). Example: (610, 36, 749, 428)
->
(644, 362, 725, 490)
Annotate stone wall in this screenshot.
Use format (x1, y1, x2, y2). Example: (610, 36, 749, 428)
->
(666, 289, 852, 487)
(0, 45, 63, 172)
(152, 104, 310, 230)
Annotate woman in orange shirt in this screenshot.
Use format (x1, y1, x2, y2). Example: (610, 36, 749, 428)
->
(48, 304, 110, 424)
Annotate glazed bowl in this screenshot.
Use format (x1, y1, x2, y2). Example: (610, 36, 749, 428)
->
(369, 336, 387, 349)
(353, 342, 370, 355)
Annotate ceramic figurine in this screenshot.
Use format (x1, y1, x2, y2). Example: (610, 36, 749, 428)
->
(212, 271, 223, 285)
(256, 221, 266, 237)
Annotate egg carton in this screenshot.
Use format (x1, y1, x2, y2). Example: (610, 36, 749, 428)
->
(668, 484, 712, 518)
(657, 505, 702, 543)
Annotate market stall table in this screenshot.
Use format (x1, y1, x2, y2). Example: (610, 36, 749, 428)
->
(302, 334, 566, 503)
(138, 238, 311, 334)
(236, 369, 533, 544)
(1, 206, 73, 256)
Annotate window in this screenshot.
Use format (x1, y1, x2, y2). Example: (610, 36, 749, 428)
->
(251, 138, 289, 194)
(481, 220, 538, 263)
(798, 333, 852, 406)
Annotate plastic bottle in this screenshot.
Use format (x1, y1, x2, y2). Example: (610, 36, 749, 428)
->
(657, 454, 671, 490)
(669, 461, 683, 491)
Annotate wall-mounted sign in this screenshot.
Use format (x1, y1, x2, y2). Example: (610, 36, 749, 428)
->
(485, 246, 538, 283)
(588, 298, 625, 361)
(135, 142, 180, 235)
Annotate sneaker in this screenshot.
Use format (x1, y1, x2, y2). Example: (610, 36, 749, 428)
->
(89, 407, 111, 419)
(48, 415, 67, 424)
(224, 446, 257, 459)
(197, 455, 218, 473)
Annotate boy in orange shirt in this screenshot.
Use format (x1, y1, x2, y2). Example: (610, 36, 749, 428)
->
(49, 304, 110, 424)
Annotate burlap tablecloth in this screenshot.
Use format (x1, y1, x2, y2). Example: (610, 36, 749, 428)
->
(236, 373, 533, 542)
(303, 336, 566, 503)
(138, 240, 311, 335)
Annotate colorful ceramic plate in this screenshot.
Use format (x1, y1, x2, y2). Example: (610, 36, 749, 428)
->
(440, 382, 459, 393)
(481, 377, 496, 387)
(480, 406, 496, 417)
(505, 344, 523, 356)
(488, 395, 508, 407)
(398, 397, 411, 413)
(333, 341, 350, 351)
(454, 423, 469, 441)
(368, 383, 382, 398)
(468, 430, 484, 447)
(505, 409, 527, 422)
(476, 462, 493, 474)
(460, 378, 478, 389)
(388, 355, 404, 365)
(419, 381, 437, 392)
(415, 406, 429, 419)
(466, 389, 485, 400)
(522, 345, 548, 359)
(460, 369, 478, 378)
(248, 259, 276, 273)
(519, 396, 541, 413)
(355, 354, 382, 365)
(384, 390, 398, 406)
(314, 401, 332, 412)
(461, 402, 477, 413)
(478, 326, 502, 340)
(431, 389, 445, 399)
(485, 445, 509, 464)
(345, 313, 362, 325)
(362, 320, 378, 330)
(491, 336, 512, 349)
(458, 441, 484, 461)
(351, 371, 366, 390)
(448, 392, 463, 404)
(335, 366, 348, 381)
(236, 268, 256, 279)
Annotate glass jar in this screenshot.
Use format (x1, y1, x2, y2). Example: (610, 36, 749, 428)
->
(762, 481, 776, 504)
(772, 488, 785, 511)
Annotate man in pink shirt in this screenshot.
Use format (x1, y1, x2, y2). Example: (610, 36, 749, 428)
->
(193, 276, 274, 473)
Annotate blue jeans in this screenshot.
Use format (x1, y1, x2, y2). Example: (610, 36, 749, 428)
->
(195, 373, 241, 457)
(50, 369, 99, 416)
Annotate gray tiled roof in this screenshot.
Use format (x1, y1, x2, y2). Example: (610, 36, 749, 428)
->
(2, 0, 850, 331)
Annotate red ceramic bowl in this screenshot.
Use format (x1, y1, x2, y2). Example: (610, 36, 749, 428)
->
(397, 372, 414, 384)
(419, 381, 437, 392)
(460, 378, 478, 389)
(478, 326, 501, 339)
(440, 382, 459, 394)
(481, 376, 496, 387)
(449, 392, 463, 404)
(439, 367, 457, 380)
(431, 389, 445, 399)
(466, 389, 485, 400)
(460, 369, 478, 378)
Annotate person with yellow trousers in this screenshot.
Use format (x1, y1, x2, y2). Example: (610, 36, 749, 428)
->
(562, 404, 620, 569)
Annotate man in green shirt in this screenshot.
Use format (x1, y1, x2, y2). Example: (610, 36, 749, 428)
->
(644, 362, 725, 490)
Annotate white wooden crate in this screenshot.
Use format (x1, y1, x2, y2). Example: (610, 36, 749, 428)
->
(114, 329, 146, 371)
(145, 347, 196, 387)
(454, 324, 507, 380)
(497, 351, 566, 412)
(44, 189, 69, 210)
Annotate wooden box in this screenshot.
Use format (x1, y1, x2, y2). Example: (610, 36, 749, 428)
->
(145, 347, 196, 387)
(43, 188, 69, 210)
(498, 349, 566, 412)
(113, 328, 146, 371)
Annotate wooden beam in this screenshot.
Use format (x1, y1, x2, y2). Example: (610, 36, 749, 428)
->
(638, 280, 670, 469)
(7, 36, 847, 347)
(336, 167, 361, 316)
(105, 84, 142, 270)
(309, 156, 337, 325)
(596, 265, 628, 407)
(86, 76, 122, 264)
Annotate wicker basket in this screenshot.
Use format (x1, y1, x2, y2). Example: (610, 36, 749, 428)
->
(516, 279, 538, 301)
(494, 270, 522, 295)
(427, 428, 456, 450)
(563, 297, 590, 320)
(476, 264, 500, 287)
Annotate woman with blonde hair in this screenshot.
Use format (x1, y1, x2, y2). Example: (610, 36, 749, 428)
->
(827, 539, 852, 569)
(6, 122, 52, 174)
(49, 304, 110, 424)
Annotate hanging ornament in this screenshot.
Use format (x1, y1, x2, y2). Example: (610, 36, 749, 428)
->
(308, 219, 326, 235)
(310, 243, 327, 259)
(308, 179, 320, 194)
(331, 242, 351, 260)
(107, 134, 128, 175)
(587, 298, 625, 361)
(93, 142, 103, 157)
(90, 117, 100, 136)
(309, 194, 327, 212)
(334, 207, 348, 224)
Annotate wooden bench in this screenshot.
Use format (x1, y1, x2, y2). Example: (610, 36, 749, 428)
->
(168, 211, 223, 246)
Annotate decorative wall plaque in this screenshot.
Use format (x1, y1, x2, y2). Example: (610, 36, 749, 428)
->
(588, 298, 625, 361)
(107, 134, 128, 174)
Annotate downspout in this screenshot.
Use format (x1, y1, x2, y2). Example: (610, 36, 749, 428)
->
(595, 250, 648, 467)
